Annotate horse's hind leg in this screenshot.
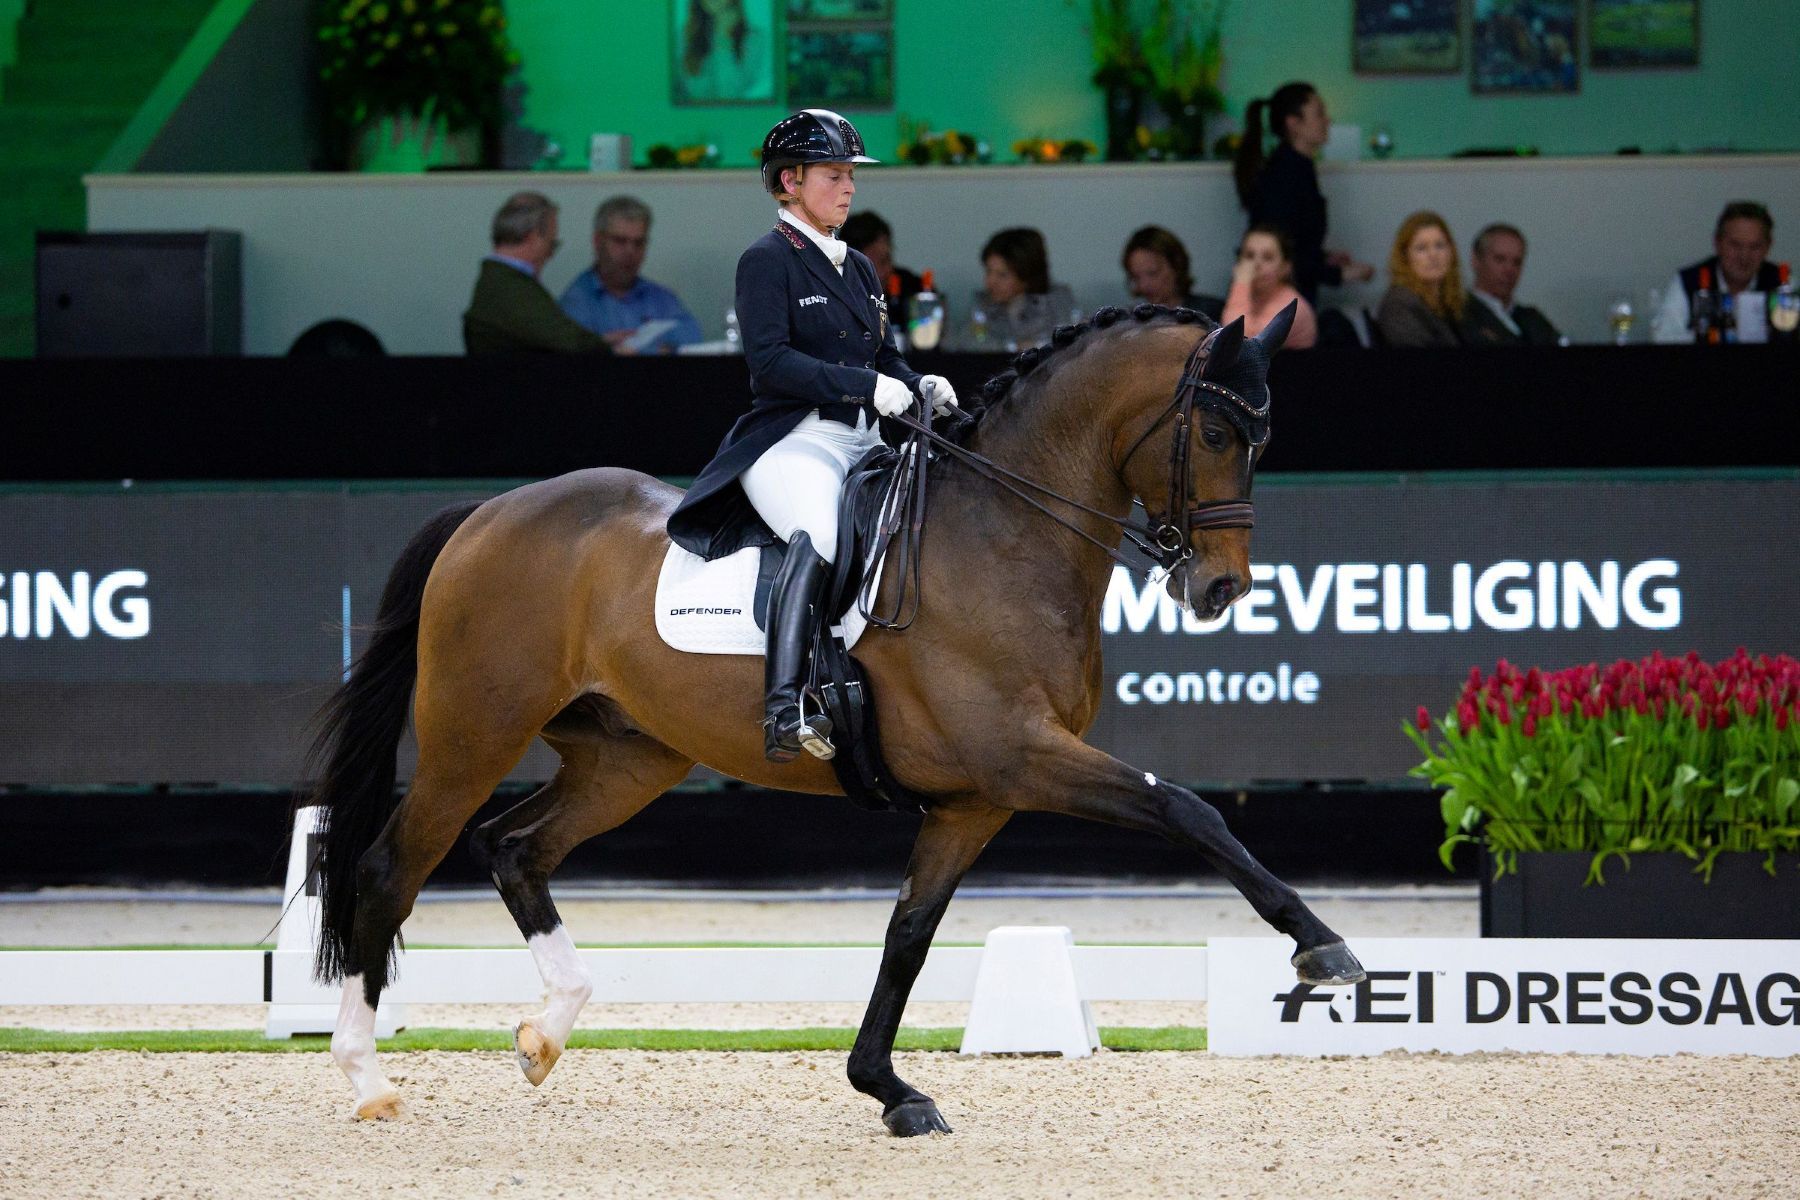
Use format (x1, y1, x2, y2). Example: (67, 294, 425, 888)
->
(333, 735, 537, 1119)
(469, 731, 694, 1087)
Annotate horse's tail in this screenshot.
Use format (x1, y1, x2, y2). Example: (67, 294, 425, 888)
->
(302, 500, 481, 983)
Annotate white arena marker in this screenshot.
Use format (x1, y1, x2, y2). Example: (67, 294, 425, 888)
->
(1144, 772, 1157, 787)
(265, 805, 404, 1039)
(959, 926, 1098, 1058)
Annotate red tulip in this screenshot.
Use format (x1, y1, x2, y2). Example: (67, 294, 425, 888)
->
(1458, 699, 1480, 733)
(1415, 706, 1432, 732)
(1522, 713, 1538, 738)
(1778, 706, 1791, 732)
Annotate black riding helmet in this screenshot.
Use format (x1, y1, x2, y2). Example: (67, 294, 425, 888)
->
(760, 108, 879, 197)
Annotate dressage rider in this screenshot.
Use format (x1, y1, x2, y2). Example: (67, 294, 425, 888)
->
(666, 109, 958, 764)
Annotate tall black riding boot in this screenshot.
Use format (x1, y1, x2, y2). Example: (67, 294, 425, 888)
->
(763, 531, 835, 763)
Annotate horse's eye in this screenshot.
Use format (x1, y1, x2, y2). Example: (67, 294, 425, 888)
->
(1201, 428, 1227, 451)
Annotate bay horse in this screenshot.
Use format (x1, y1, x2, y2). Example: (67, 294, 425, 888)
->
(308, 303, 1366, 1133)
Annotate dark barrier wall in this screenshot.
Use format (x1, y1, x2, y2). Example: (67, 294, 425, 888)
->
(2, 346, 1797, 481)
(3, 471, 1792, 787)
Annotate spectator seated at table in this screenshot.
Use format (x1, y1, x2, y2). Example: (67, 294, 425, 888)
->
(1222, 224, 1317, 349)
(1374, 211, 1465, 348)
(1461, 223, 1563, 347)
(559, 195, 703, 354)
(1651, 201, 1780, 344)
(1121, 225, 1223, 321)
(463, 192, 611, 355)
(841, 211, 924, 314)
(962, 227, 1077, 350)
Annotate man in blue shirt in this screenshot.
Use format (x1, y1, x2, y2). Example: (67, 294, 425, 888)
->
(558, 196, 704, 354)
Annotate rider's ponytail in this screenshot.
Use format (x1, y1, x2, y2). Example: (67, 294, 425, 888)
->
(1232, 82, 1318, 209)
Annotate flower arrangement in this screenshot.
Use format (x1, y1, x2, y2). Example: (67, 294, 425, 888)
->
(1406, 650, 1800, 881)
(896, 121, 989, 166)
(1012, 138, 1099, 164)
(317, 0, 518, 154)
(647, 143, 720, 169)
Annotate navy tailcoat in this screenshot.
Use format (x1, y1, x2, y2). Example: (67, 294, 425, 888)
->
(667, 223, 924, 560)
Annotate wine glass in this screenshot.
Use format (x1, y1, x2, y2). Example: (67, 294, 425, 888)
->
(1606, 295, 1635, 346)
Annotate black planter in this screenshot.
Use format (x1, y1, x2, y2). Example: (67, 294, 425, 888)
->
(1481, 850, 1800, 938)
(1102, 82, 1142, 162)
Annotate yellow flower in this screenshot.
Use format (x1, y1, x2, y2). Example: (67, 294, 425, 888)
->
(1040, 140, 1061, 162)
(676, 145, 705, 166)
(383, 30, 400, 47)
(1135, 124, 1151, 148)
(369, 3, 388, 22)
(421, 43, 436, 55)
(401, 0, 416, 12)
(438, 20, 457, 35)
(413, 21, 427, 35)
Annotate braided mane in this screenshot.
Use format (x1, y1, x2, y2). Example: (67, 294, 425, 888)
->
(939, 304, 1218, 446)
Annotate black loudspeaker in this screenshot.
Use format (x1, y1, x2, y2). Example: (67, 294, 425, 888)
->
(35, 230, 243, 357)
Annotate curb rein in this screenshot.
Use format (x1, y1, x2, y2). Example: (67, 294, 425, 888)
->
(863, 326, 1271, 631)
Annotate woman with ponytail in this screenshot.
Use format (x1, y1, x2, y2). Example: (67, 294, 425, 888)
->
(1232, 81, 1373, 306)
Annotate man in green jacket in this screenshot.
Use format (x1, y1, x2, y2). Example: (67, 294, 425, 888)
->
(463, 191, 613, 355)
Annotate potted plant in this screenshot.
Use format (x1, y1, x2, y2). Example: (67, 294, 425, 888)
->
(317, 0, 520, 171)
(1089, 0, 1149, 162)
(1140, 0, 1225, 159)
(1407, 651, 1800, 938)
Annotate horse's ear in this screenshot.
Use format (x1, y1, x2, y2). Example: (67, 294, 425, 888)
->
(1204, 316, 1245, 378)
(1256, 300, 1298, 355)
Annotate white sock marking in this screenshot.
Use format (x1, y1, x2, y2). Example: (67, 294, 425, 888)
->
(330, 974, 395, 1106)
(527, 926, 594, 1046)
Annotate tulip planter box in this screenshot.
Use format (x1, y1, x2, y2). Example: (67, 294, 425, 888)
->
(1481, 850, 1800, 938)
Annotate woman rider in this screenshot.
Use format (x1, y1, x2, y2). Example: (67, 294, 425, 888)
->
(667, 109, 958, 763)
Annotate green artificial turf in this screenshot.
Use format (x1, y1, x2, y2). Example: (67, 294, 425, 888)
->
(0, 1025, 1206, 1054)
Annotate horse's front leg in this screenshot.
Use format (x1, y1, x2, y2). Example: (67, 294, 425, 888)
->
(848, 803, 1011, 1137)
(992, 730, 1365, 985)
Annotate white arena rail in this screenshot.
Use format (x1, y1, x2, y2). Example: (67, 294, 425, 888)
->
(0, 809, 1207, 1057)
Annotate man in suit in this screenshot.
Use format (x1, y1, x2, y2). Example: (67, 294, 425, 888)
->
(462, 191, 612, 355)
(1461, 223, 1562, 347)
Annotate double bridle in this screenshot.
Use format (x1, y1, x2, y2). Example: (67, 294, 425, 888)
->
(866, 325, 1271, 630)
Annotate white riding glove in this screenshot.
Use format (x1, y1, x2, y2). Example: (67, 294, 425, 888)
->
(872, 374, 914, 418)
(920, 375, 959, 416)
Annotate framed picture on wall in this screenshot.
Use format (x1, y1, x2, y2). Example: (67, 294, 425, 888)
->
(787, 0, 893, 18)
(1352, 0, 1461, 74)
(786, 25, 894, 109)
(1472, 0, 1579, 93)
(671, 0, 779, 105)
(1589, 0, 1699, 68)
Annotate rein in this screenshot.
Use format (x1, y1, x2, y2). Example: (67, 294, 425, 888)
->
(859, 326, 1267, 631)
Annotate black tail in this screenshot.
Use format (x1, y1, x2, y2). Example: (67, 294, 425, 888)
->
(301, 501, 481, 982)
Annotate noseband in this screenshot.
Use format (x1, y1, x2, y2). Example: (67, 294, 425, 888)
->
(1115, 325, 1271, 570)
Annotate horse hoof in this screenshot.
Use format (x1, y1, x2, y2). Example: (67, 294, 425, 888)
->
(882, 1098, 952, 1137)
(514, 1019, 562, 1087)
(353, 1088, 403, 1121)
(1292, 941, 1366, 986)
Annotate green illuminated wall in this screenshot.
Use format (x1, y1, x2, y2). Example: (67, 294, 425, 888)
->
(507, 0, 1799, 167)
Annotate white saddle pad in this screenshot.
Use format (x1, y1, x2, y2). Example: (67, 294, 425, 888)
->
(654, 542, 868, 656)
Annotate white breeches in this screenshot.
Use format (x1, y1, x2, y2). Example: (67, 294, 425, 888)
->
(740, 410, 882, 564)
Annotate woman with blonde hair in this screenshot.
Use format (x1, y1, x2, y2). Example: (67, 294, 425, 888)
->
(1222, 224, 1317, 349)
(1374, 210, 1465, 347)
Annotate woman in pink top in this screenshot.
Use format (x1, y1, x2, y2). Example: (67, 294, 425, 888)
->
(1222, 224, 1318, 349)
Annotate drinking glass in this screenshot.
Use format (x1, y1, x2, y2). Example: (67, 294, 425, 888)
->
(1606, 295, 1635, 346)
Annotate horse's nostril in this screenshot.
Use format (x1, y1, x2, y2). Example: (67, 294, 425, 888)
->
(1205, 574, 1240, 610)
